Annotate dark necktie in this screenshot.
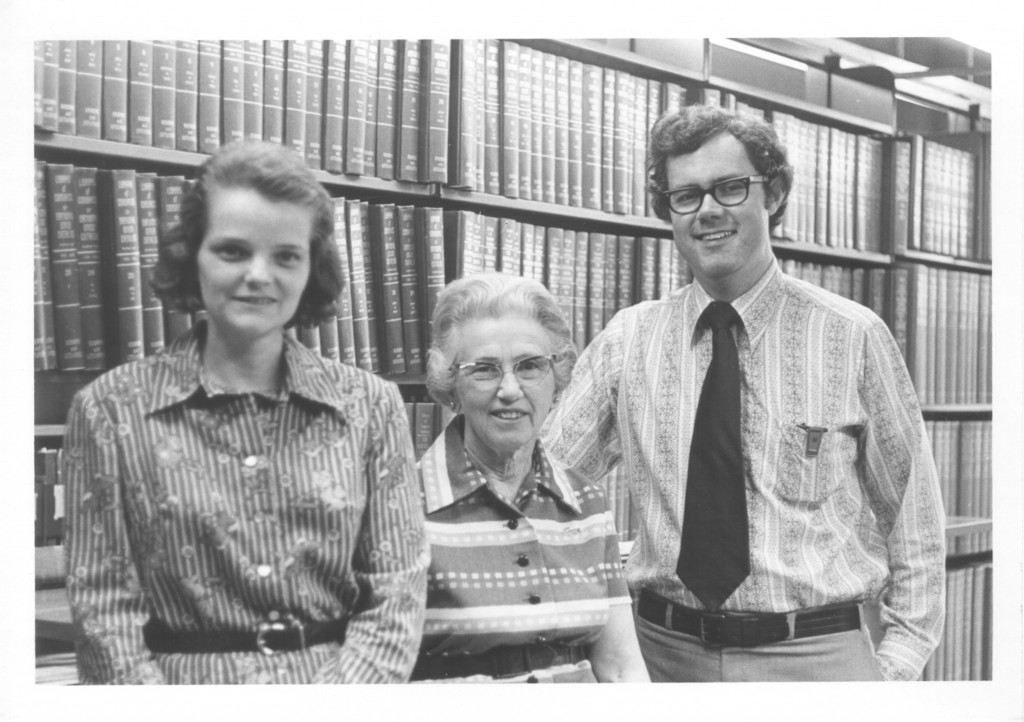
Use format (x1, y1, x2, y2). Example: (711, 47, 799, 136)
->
(676, 301, 749, 610)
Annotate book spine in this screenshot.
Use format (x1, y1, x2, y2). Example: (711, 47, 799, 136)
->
(34, 41, 43, 127)
(221, 40, 245, 147)
(242, 40, 264, 142)
(600, 68, 616, 212)
(645, 80, 663, 217)
(136, 173, 165, 357)
(98, 169, 145, 365)
(283, 40, 308, 158)
(39, 41, 59, 131)
(473, 40, 487, 193)
(262, 40, 285, 145)
(588, 232, 607, 341)
(631, 75, 647, 217)
(613, 70, 634, 215)
(450, 40, 478, 189)
(529, 48, 544, 201)
(519, 223, 537, 283)
(376, 40, 399, 181)
(344, 40, 370, 175)
(602, 234, 618, 325)
(482, 39, 501, 194)
(323, 40, 347, 174)
(155, 175, 191, 345)
(197, 40, 221, 154)
(34, 162, 58, 370)
(330, 198, 356, 366)
(417, 206, 445, 350)
(540, 51, 557, 204)
(396, 205, 424, 373)
(396, 39, 422, 182)
(498, 216, 520, 275)
(499, 40, 520, 198)
(373, 204, 407, 374)
(638, 236, 657, 302)
(581, 63, 603, 210)
(554, 54, 570, 206)
(57, 41, 77, 135)
(362, 41, 379, 177)
(73, 167, 106, 370)
(617, 235, 636, 314)
(358, 202, 381, 372)
(149, 41, 176, 149)
(127, 41, 153, 146)
(304, 40, 325, 169)
(174, 41, 198, 152)
(568, 60, 584, 208)
(46, 163, 85, 370)
(75, 41, 103, 139)
(515, 45, 532, 200)
(297, 324, 321, 355)
(345, 199, 372, 371)
(481, 214, 499, 272)
(572, 231, 589, 347)
(318, 313, 340, 361)
(419, 40, 450, 183)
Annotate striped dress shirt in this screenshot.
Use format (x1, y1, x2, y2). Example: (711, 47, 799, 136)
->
(63, 324, 429, 684)
(544, 261, 946, 681)
(416, 417, 631, 682)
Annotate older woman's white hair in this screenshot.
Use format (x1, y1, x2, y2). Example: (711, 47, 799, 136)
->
(425, 272, 578, 409)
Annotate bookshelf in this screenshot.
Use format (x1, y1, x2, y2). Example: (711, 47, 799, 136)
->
(33, 37, 992, 682)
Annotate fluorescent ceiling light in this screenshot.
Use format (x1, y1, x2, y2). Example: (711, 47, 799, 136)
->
(710, 38, 809, 72)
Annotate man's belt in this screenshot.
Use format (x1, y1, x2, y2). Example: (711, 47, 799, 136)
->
(637, 589, 861, 648)
(411, 642, 587, 681)
(143, 615, 347, 656)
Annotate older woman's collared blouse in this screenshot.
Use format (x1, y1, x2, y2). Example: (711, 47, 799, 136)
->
(63, 323, 429, 684)
(415, 417, 630, 683)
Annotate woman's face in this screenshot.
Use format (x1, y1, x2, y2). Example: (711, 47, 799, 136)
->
(197, 186, 313, 346)
(452, 314, 558, 462)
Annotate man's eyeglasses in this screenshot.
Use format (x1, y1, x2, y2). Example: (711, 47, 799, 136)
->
(451, 354, 558, 387)
(662, 175, 768, 215)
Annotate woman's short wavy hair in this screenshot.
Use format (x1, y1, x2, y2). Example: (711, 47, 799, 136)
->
(647, 104, 793, 232)
(152, 140, 342, 328)
(425, 272, 578, 409)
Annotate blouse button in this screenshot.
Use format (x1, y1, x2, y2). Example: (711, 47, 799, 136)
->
(243, 455, 259, 468)
(256, 564, 273, 578)
(528, 594, 541, 605)
(507, 518, 519, 530)
(516, 554, 529, 567)
(526, 675, 538, 683)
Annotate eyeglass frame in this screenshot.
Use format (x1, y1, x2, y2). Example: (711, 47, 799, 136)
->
(661, 175, 770, 216)
(450, 354, 559, 387)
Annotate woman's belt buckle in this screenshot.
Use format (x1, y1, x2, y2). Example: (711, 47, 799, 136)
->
(255, 615, 304, 655)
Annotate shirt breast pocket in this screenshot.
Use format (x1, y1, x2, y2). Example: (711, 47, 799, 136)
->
(773, 420, 862, 506)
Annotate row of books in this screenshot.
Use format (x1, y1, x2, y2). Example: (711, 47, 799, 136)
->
(902, 264, 992, 406)
(921, 560, 992, 681)
(771, 112, 885, 253)
(34, 448, 64, 547)
(929, 419, 992, 555)
(404, 401, 454, 460)
(449, 39, 688, 216)
(33, 40, 451, 183)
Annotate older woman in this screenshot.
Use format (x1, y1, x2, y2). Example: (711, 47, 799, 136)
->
(411, 272, 649, 683)
(62, 141, 428, 684)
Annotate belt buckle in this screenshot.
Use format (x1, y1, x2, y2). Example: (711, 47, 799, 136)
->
(699, 612, 727, 646)
(255, 615, 304, 656)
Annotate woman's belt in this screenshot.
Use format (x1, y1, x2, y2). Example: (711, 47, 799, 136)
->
(411, 642, 587, 680)
(143, 615, 347, 656)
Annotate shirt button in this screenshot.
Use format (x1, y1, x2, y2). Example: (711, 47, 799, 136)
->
(516, 554, 529, 567)
(528, 594, 541, 605)
(507, 518, 519, 530)
(526, 675, 538, 683)
(256, 564, 273, 578)
(243, 455, 259, 468)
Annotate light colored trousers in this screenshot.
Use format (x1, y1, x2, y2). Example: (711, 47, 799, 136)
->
(635, 611, 885, 682)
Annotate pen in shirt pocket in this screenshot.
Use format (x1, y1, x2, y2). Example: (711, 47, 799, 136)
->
(796, 423, 828, 457)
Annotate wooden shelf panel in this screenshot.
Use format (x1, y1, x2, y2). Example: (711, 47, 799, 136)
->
(770, 239, 892, 266)
(896, 249, 991, 273)
(921, 404, 992, 419)
(518, 38, 706, 84)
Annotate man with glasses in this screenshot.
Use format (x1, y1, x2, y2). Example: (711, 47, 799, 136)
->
(544, 104, 945, 681)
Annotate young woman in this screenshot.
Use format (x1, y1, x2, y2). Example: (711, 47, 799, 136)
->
(63, 141, 428, 684)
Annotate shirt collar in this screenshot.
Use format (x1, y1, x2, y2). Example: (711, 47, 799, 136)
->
(434, 416, 582, 515)
(687, 260, 783, 348)
(145, 321, 361, 419)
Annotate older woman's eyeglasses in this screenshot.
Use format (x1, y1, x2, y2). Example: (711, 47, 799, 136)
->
(662, 175, 767, 215)
(451, 355, 557, 387)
